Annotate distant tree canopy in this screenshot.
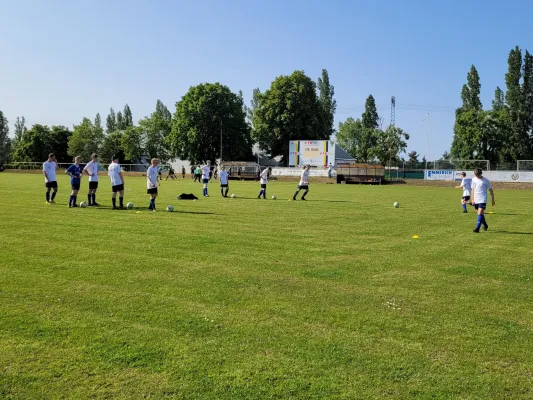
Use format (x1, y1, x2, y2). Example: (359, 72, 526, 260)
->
(450, 46, 533, 164)
(169, 82, 253, 164)
(4, 70, 336, 166)
(250, 70, 335, 165)
(336, 95, 410, 165)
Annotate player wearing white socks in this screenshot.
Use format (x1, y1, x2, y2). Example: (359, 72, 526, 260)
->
(43, 153, 58, 204)
(147, 158, 160, 211)
(455, 171, 471, 213)
(219, 165, 229, 197)
(293, 165, 311, 200)
(201, 163, 211, 197)
(108, 155, 125, 209)
(83, 153, 100, 206)
(257, 167, 271, 199)
(471, 168, 495, 233)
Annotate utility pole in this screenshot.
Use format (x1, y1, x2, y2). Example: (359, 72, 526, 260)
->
(423, 112, 429, 169)
(220, 119, 223, 164)
(390, 96, 395, 127)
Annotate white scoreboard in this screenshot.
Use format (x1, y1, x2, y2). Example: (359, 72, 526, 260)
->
(288, 140, 334, 167)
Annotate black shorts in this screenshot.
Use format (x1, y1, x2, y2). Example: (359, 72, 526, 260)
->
(462, 196, 470, 201)
(89, 181, 99, 190)
(220, 184, 228, 188)
(112, 184, 124, 193)
(474, 203, 487, 210)
(45, 181, 58, 189)
(71, 184, 80, 191)
(298, 185, 309, 190)
(202, 178, 209, 184)
(147, 188, 158, 195)
(261, 183, 267, 189)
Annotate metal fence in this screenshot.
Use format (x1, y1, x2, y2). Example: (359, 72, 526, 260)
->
(3, 162, 149, 172)
(5, 159, 533, 177)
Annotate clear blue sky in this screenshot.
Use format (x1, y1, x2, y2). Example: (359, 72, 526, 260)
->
(1, 0, 532, 160)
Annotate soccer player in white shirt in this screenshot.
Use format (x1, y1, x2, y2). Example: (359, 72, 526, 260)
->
(293, 165, 311, 200)
(455, 171, 472, 213)
(147, 158, 160, 211)
(200, 163, 211, 197)
(108, 155, 126, 209)
(470, 168, 495, 233)
(257, 167, 271, 199)
(219, 165, 229, 197)
(83, 153, 100, 206)
(43, 153, 58, 204)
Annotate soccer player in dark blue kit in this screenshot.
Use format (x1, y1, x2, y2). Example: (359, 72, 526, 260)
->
(66, 156, 83, 208)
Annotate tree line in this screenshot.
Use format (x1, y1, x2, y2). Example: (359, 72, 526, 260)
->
(0, 69, 338, 167)
(335, 95, 410, 166)
(450, 46, 533, 165)
(5, 47, 532, 169)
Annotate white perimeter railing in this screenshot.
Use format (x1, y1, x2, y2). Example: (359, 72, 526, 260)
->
(3, 162, 149, 172)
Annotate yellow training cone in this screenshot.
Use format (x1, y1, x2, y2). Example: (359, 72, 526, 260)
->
(412, 235, 420, 239)
(136, 211, 141, 214)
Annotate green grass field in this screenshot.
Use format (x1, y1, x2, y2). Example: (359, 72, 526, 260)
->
(1, 173, 533, 399)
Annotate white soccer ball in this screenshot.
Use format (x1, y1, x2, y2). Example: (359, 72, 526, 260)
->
(272, 195, 277, 200)
(80, 201, 88, 208)
(231, 194, 236, 198)
(126, 202, 134, 209)
(166, 205, 174, 212)
(394, 202, 400, 208)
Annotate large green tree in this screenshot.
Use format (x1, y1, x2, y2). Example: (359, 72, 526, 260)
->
(492, 87, 506, 111)
(94, 113, 104, 142)
(451, 65, 489, 161)
(123, 104, 133, 128)
(246, 88, 261, 128)
(49, 125, 72, 162)
(68, 116, 103, 161)
(11, 124, 70, 162)
(106, 108, 117, 134)
(116, 111, 125, 131)
(361, 95, 379, 129)
(503, 46, 530, 160)
(335, 117, 376, 162)
(14, 116, 26, 142)
(407, 151, 419, 164)
(11, 116, 27, 156)
(317, 69, 336, 138)
(121, 126, 144, 162)
(139, 100, 172, 162)
(251, 71, 323, 164)
(373, 126, 410, 166)
(100, 131, 127, 164)
(0, 111, 10, 164)
(461, 65, 483, 110)
(522, 50, 533, 153)
(170, 82, 253, 164)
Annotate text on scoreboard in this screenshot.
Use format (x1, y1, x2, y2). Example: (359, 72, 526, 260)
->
(289, 140, 334, 166)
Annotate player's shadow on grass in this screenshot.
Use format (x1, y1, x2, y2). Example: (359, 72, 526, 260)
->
(490, 213, 521, 216)
(303, 199, 356, 203)
(492, 230, 533, 235)
(94, 206, 216, 215)
(174, 210, 217, 215)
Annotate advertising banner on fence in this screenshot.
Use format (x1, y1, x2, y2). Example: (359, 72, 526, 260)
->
(270, 168, 329, 177)
(425, 170, 454, 180)
(425, 169, 533, 182)
(484, 171, 533, 182)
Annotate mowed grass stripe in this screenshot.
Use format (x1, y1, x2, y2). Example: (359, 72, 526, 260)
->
(1, 173, 533, 399)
